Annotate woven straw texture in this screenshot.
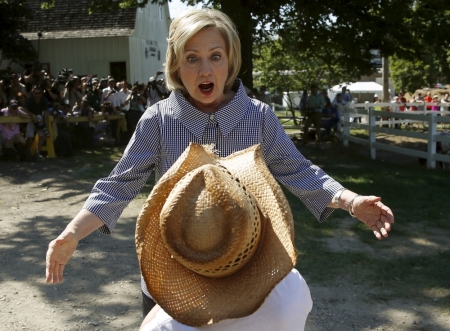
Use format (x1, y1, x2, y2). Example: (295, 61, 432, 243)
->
(135, 143, 296, 327)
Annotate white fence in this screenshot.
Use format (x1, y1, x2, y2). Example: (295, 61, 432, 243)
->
(341, 103, 450, 169)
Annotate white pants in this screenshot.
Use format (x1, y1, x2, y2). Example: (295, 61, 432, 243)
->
(141, 269, 313, 331)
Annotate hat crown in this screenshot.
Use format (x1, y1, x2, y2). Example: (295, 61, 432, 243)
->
(160, 164, 261, 278)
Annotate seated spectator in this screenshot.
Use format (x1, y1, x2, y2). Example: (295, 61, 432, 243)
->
(322, 105, 340, 138)
(409, 98, 418, 111)
(24, 85, 50, 159)
(398, 91, 407, 111)
(423, 91, 433, 110)
(51, 99, 73, 158)
(431, 95, 440, 111)
(0, 100, 30, 161)
(440, 93, 449, 112)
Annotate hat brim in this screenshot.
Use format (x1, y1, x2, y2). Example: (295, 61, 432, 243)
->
(136, 143, 296, 327)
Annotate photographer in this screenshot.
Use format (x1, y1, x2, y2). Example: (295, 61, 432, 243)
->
(42, 78, 60, 105)
(125, 85, 146, 133)
(63, 76, 83, 109)
(85, 77, 102, 111)
(146, 70, 170, 107)
(20, 61, 42, 94)
(101, 77, 120, 112)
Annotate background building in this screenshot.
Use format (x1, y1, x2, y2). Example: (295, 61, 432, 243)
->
(1, 0, 170, 83)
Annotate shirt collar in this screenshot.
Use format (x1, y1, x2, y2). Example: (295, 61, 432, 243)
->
(170, 79, 250, 139)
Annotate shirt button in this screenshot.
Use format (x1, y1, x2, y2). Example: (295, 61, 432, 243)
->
(209, 115, 215, 120)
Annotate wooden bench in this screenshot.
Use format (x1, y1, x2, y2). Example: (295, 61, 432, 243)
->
(0, 114, 126, 158)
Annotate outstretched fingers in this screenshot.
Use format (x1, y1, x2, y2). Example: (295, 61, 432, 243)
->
(46, 240, 66, 284)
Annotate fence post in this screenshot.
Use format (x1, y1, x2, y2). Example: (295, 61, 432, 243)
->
(343, 106, 350, 147)
(426, 113, 436, 169)
(369, 107, 376, 160)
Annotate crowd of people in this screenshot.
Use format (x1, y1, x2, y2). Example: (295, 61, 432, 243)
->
(387, 90, 450, 112)
(0, 65, 170, 161)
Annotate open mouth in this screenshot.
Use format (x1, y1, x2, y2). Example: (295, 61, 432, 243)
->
(199, 82, 214, 92)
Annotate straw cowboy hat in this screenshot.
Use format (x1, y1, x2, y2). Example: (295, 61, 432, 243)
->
(136, 143, 297, 327)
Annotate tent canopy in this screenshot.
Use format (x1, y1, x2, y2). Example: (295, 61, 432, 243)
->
(329, 81, 384, 103)
(330, 82, 383, 94)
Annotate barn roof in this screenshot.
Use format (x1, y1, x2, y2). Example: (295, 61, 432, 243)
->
(21, 0, 137, 40)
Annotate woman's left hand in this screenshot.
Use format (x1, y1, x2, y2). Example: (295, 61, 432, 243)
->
(352, 196, 394, 240)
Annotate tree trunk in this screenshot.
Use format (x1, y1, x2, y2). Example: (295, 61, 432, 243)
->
(382, 56, 390, 103)
(220, 0, 253, 89)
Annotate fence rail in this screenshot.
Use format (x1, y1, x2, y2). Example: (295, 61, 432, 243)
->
(341, 103, 450, 169)
(0, 114, 126, 158)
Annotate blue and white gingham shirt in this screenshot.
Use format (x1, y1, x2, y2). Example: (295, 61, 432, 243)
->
(83, 79, 343, 294)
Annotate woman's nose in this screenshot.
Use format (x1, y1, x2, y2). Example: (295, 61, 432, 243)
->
(198, 59, 212, 77)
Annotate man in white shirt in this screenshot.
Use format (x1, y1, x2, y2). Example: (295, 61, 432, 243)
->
(117, 80, 131, 113)
(101, 77, 120, 112)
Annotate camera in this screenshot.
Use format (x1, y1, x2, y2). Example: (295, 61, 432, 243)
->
(36, 115, 50, 137)
(56, 68, 73, 85)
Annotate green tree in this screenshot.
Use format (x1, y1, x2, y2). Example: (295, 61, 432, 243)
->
(389, 1, 450, 92)
(0, 0, 37, 66)
(40, 0, 450, 92)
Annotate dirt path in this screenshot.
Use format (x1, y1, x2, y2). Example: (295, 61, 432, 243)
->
(0, 155, 449, 331)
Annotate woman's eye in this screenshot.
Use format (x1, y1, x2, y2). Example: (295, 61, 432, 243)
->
(212, 55, 221, 61)
(187, 57, 197, 64)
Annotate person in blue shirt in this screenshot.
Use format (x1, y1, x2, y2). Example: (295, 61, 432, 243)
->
(302, 83, 325, 147)
(45, 8, 394, 330)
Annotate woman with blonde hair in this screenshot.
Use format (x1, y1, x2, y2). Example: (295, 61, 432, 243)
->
(46, 9, 394, 330)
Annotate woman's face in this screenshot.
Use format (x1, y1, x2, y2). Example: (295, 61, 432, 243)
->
(178, 27, 229, 112)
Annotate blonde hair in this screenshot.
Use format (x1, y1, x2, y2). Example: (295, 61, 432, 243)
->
(165, 9, 241, 94)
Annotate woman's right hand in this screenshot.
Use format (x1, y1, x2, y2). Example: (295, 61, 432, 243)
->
(45, 231, 79, 284)
(45, 210, 104, 284)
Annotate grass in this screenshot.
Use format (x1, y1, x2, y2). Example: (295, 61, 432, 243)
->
(67, 140, 450, 310)
(287, 141, 450, 309)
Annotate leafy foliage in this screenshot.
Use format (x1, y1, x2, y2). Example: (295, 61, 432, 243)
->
(389, 2, 450, 91)
(0, 0, 37, 66)
(390, 54, 443, 93)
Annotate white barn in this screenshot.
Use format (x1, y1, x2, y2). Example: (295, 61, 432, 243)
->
(2, 0, 170, 84)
